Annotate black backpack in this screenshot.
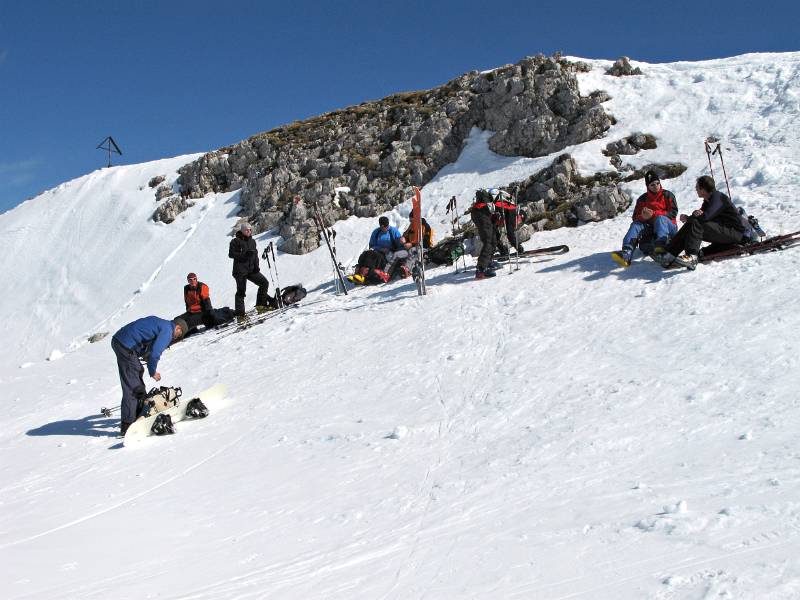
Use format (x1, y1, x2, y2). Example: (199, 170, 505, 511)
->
(357, 249, 388, 271)
(280, 285, 307, 306)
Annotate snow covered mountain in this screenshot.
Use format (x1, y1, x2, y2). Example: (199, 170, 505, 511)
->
(2, 53, 800, 599)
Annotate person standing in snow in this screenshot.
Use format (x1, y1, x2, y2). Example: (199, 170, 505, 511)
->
(228, 222, 275, 320)
(659, 175, 745, 269)
(471, 188, 519, 279)
(492, 189, 523, 259)
(611, 170, 679, 267)
(111, 316, 187, 435)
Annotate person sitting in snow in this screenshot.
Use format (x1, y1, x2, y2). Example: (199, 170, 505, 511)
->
(658, 175, 745, 269)
(111, 316, 187, 435)
(402, 208, 435, 251)
(176, 272, 214, 334)
(176, 272, 235, 335)
(228, 222, 277, 321)
(369, 216, 409, 279)
(611, 170, 678, 268)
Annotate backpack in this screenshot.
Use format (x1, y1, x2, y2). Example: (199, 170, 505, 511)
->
(427, 237, 466, 265)
(737, 207, 766, 243)
(357, 249, 387, 271)
(280, 285, 307, 306)
(475, 189, 495, 205)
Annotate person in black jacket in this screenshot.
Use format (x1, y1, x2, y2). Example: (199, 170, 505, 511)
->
(660, 176, 745, 269)
(228, 222, 275, 318)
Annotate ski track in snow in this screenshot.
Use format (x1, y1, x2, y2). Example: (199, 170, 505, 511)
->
(2, 53, 800, 599)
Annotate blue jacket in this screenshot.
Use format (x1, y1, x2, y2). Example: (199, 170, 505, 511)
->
(112, 316, 175, 376)
(369, 226, 403, 252)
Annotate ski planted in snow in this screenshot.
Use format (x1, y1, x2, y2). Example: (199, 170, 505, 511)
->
(411, 186, 427, 295)
(308, 194, 348, 296)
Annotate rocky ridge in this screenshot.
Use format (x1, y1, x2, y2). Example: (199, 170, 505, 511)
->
(174, 53, 617, 253)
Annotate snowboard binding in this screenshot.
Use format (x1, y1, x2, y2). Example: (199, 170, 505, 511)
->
(139, 386, 182, 418)
(150, 413, 175, 436)
(185, 398, 209, 419)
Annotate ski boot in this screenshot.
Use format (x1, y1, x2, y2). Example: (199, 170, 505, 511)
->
(475, 267, 497, 280)
(610, 249, 632, 268)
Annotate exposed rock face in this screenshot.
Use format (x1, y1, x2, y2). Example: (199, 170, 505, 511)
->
(155, 184, 174, 201)
(153, 196, 195, 224)
(514, 155, 632, 230)
(148, 175, 166, 188)
(603, 133, 657, 156)
(449, 155, 686, 251)
(176, 53, 614, 253)
(606, 56, 643, 77)
(604, 132, 658, 170)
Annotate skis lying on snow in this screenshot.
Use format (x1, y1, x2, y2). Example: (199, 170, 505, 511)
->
(641, 230, 800, 270)
(123, 384, 226, 445)
(494, 244, 570, 262)
(699, 230, 800, 262)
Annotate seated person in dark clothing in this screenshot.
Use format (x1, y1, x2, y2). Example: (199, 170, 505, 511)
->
(660, 175, 745, 269)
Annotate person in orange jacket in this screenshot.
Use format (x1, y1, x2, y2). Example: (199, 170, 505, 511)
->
(178, 272, 215, 334)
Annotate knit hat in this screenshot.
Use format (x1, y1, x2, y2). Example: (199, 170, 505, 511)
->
(644, 170, 660, 185)
(379, 216, 390, 227)
(240, 222, 252, 232)
(187, 272, 197, 280)
(173, 317, 188, 339)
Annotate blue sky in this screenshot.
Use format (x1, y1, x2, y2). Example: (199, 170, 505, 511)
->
(0, 0, 797, 214)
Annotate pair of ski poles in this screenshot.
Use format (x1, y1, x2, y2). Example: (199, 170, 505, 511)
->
(261, 242, 284, 309)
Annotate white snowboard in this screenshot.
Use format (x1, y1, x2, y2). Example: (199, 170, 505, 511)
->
(123, 383, 227, 446)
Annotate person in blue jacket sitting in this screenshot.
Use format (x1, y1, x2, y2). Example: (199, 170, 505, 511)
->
(369, 216, 408, 278)
(111, 316, 187, 435)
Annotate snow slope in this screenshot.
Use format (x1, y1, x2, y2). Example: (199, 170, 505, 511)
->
(1, 52, 800, 599)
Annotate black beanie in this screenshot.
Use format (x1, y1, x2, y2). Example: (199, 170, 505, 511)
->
(379, 216, 390, 227)
(644, 170, 660, 185)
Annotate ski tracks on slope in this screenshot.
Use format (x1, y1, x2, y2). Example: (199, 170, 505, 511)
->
(380, 289, 516, 599)
(68, 196, 218, 353)
(0, 413, 246, 553)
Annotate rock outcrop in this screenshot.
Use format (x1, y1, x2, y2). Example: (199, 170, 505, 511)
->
(606, 56, 643, 77)
(176, 53, 615, 253)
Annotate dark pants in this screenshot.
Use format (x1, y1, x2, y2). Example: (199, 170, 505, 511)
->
(496, 207, 519, 255)
(667, 217, 743, 256)
(472, 208, 496, 270)
(111, 337, 146, 424)
(234, 271, 271, 316)
(176, 311, 215, 336)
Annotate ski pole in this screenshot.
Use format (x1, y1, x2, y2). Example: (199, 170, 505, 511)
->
(704, 138, 716, 181)
(262, 242, 279, 302)
(512, 186, 521, 272)
(268, 242, 283, 308)
(714, 143, 734, 200)
(100, 405, 119, 417)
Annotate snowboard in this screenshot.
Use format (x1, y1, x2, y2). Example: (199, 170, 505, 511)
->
(123, 383, 227, 445)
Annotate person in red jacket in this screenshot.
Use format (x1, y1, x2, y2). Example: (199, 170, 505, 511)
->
(611, 170, 679, 267)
